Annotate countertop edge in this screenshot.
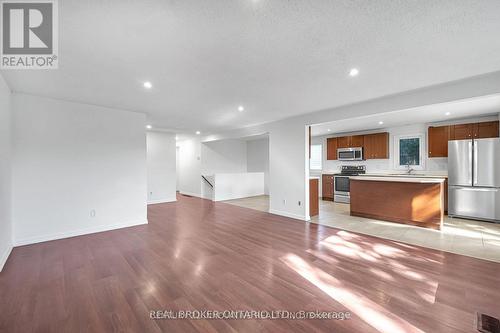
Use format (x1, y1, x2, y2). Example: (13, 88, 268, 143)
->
(350, 176, 446, 183)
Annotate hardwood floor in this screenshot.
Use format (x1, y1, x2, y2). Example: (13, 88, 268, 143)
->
(1, 194, 500, 332)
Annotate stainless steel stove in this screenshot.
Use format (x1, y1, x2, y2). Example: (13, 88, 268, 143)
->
(334, 166, 366, 203)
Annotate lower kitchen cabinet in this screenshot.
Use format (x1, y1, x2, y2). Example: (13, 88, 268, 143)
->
(309, 178, 319, 217)
(322, 174, 334, 200)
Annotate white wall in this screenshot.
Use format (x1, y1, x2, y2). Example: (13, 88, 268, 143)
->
(176, 146, 180, 191)
(203, 72, 500, 221)
(201, 139, 247, 175)
(0, 74, 12, 271)
(147, 131, 177, 204)
(177, 137, 202, 197)
(178, 137, 269, 200)
(213, 173, 265, 201)
(11, 94, 148, 246)
(246, 138, 269, 195)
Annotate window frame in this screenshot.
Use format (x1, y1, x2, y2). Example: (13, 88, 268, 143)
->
(310, 144, 323, 170)
(393, 133, 425, 170)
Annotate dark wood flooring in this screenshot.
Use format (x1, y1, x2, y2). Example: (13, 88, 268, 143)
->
(1, 194, 499, 332)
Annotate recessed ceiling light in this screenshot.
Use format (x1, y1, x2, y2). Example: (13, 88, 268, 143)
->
(327, 129, 331, 132)
(349, 68, 359, 77)
(196, 131, 201, 135)
(378, 121, 384, 125)
(143, 81, 152, 89)
(146, 125, 152, 129)
(445, 112, 451, 116)
(238, 106, 245, 112)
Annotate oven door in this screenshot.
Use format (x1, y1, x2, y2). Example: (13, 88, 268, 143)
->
(334, 176, 350, 195)
(334, 176, 350, 203)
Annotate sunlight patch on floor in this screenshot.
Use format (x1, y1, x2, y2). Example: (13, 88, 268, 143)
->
(281, 253, 426, 333)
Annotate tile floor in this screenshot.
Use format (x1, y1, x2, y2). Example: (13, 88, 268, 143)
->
(222, 195, 500, 263)
(222, 195, 270, 212)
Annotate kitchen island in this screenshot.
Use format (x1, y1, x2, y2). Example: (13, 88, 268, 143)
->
(349, 176, 446, 230)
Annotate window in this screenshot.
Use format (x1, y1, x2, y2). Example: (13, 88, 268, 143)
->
(310, 144, 322, 170)
(394, 134, 425, 170)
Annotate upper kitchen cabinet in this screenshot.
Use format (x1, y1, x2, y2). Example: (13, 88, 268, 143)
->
(428, 125, 450, 158)
(450, 121, 500, 140)
(364, 132, 389, 159)
(336, 135, 364, 149)
(337, 136, 351, 149)
(429, 121, 499, 158)
(351, 135, 364, 147)
(450, 123, 474, 140)
(326, 137, 338, 160)
(474, 121, 499, 139)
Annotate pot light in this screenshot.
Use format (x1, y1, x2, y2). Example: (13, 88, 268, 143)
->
(327, 129, 331, 132)
(238, 106, 245, 112)
(445, 112, 451, 116)
(378, 121, 384, 125)
(349, 68, 359, 77)
(143, 81, 153, 89)
(196, 131, 201, 135)
(146, 125, 152, 129)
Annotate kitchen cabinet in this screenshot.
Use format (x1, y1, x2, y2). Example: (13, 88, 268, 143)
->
(450, 123, 474, 140)
(364, 132, 389, 159)
(326, 138, 338, 160)
(351, 135, 364, 147)
(474, 121, 499, 139)
(337, 136, 351, 149)
(449, 121, 499, 140)
(336, 135, 364, 149)
(350, 178, 444, 230)
(309, 178, 319, 217)
(322, 174, 334, 200)
(430, 121, 500, 157)
(428, 125, 450, 158)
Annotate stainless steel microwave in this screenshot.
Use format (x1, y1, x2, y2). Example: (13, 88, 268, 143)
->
(337, 147, 363, 161)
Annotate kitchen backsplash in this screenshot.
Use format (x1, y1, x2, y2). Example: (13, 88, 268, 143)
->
(321, 157, 448, 174)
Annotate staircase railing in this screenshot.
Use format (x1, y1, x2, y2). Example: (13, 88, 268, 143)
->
(201, 175, 214, 188)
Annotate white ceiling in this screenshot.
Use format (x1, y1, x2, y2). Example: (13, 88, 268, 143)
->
(311, 94, 500, 136)
(2, 0, 500, 134)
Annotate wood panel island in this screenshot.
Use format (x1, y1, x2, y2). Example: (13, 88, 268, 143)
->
(349, 176, 446, 230)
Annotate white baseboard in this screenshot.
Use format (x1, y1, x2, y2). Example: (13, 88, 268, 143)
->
(147, 197, 177, 205)
(14, 219, 148, 247)
(269, 209, 307, 221)
(0, 244, 13, 272)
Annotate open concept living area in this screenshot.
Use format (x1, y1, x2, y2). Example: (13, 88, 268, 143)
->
(1, 1, 500, 332)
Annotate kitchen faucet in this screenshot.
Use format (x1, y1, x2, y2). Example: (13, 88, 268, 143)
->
(406, 163, 414, 174)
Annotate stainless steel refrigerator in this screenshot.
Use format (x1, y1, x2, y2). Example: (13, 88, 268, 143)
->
(448, 138, 500, 222)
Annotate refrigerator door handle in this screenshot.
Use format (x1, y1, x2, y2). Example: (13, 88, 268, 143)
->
(473, 140, 477, 186)
(451, 186, 498, 192)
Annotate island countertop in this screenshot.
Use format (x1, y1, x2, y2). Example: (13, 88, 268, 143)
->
(350, 176, 446, 183)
